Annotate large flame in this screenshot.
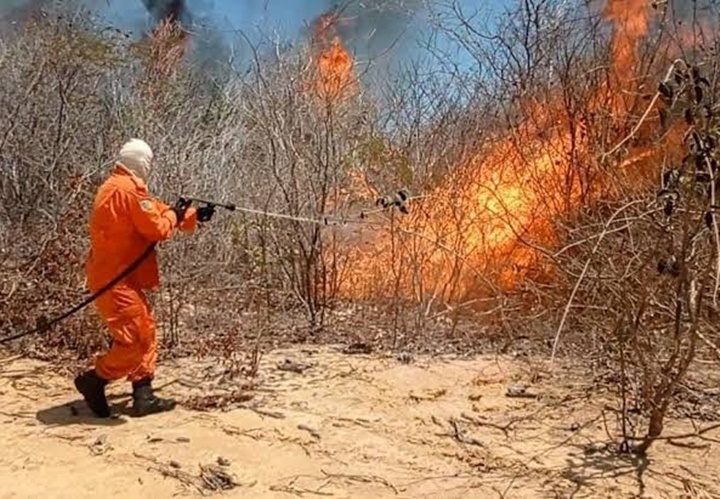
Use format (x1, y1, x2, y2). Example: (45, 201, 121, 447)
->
(308, 9, 357, 103)
(333, 0, 660, 301)
(338, 100, 585, 299)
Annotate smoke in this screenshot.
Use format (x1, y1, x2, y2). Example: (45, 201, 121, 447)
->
(670, 0, 719, 18)
(141, 0, 190, 24)
(303, 0, 425, 61)
(138, 0, 425, 61)
(1, 0, 48, 26)
(0, 1, 425, 57)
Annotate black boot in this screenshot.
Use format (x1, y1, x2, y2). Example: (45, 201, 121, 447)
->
(74, 369, 111, 418)
(131, 378, 176, 417)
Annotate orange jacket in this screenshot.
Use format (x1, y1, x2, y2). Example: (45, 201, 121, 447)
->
(85, 164, 196, 292)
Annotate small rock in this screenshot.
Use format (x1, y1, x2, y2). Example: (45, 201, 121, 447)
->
(176, 436, 191, 443)
(506, 384, 526, 396)
(506, 384, 538, 399)
(277, 359, 311, 374)
(570, 422, 581, 432)
(169, 460, 182, 469)
(217, 456, 231, 467)
(147, 436, 164, 443)
(89, 434, 111, 456)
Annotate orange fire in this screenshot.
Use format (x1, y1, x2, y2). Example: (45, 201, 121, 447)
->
(604, 0, 650, 82)
(147, 18, 189, 80)
(337, 100, 584, 299)
(135, 15, 190, 107)
(332, 0, 664, 302)
(308, 10, 357, 103)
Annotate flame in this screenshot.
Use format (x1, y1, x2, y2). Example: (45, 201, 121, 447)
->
(604, 0, 650, 81)
(147, 18, 189, 80)
(136, 14, 190, 106)
(337, 101, 583, 299)
(308, 10, 357, 103)
(332, 0, 663, 301)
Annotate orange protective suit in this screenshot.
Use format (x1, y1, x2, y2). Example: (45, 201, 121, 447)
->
(86, 163, 196, 382)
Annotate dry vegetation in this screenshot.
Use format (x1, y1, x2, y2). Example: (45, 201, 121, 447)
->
(1, 0, 720, 483)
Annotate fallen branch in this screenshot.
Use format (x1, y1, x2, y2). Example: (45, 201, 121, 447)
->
(320, 469, 399, 494)
(221, 425, 265, 440)
(269, 484, 333, 497)
(184, 389, 254, 412)
(241, 405, 286, 419)
(200, 464, 242, 492)
(270, 475, 334, 497)
(440, 418, 485, 448)
(298, 424, 321, 440)
(133, 452, 203, 494)
(133, 452, 247, 494)
(624, 422, 720, 442)
(460, 412, 511, 438)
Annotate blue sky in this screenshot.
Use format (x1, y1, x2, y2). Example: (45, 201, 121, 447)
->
(95, 0, 505, 72)
(100, 1, 503, 38)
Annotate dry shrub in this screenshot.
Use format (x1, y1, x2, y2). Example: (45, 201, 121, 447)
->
(558, 58, 720, 454)
(0, 6, 384, 358)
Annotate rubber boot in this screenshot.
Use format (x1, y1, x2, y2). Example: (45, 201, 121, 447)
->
(74, 369, 111, 418)
(131, 378, 176, 417)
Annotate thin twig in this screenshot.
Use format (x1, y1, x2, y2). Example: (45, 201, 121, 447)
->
(551, 200, 649, 367)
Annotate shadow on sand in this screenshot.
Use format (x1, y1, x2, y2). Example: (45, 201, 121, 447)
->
(35, 395, 133, 427)
(559, 442, 651, 498)
(34, 380, 179, 427)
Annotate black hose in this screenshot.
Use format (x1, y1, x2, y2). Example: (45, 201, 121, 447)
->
(0, 243, 156, 345)
(0, 197, 232, 345)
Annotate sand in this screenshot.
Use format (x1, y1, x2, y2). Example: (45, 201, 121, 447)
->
(0, 347, 718, 498)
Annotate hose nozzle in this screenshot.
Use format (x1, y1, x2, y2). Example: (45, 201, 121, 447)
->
(182, 197, 236, 211)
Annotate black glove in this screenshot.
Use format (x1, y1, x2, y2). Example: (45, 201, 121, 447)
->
(197, 204, 216, 223)
(172, 197, 192, 223)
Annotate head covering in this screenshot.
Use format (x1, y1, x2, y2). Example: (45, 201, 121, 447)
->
(117, 138, 153, 182)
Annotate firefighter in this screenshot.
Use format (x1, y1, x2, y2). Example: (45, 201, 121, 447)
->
(74, 138, 206, 418)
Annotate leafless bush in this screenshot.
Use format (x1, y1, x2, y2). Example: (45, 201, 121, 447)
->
(0, 4, 403, 357)
(549, 55, 720, 455)
(2, 0, 719, 423)
(0, 11, 129, 357)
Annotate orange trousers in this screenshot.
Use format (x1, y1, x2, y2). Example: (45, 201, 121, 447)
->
(93, 284, 157, 383)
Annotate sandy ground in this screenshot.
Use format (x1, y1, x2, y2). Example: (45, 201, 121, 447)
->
(0, 347, 718, 499)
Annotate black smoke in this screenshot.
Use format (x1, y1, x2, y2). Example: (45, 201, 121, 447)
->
(0, 0, 426, 78)
(141, 0, 190, 25)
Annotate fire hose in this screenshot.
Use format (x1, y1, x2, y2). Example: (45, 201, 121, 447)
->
(0, 192, 415, 345)
(0, 197, 231, 345)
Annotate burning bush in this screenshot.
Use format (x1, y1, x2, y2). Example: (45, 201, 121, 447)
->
(307, 8, 357, 104)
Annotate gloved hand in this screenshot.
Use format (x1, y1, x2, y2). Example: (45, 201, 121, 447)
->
(172, 197, 192, 223)
(197, 204, 216, 223)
